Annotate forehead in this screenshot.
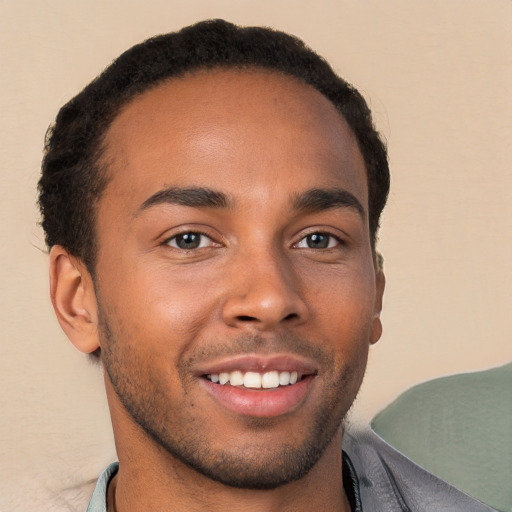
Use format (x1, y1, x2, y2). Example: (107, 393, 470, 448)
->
(101, 68, 368, 210)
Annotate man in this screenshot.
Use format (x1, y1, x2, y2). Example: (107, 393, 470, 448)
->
(38, 19, 495, 511)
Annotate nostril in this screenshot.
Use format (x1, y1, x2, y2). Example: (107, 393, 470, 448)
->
(237, 315, 258, 322)
(236, 313, 298, 323)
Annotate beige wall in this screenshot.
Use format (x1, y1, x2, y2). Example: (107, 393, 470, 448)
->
(1, 0, 510, 509)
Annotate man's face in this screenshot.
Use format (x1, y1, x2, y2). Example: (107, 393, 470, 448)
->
(93, 69, 383, 488)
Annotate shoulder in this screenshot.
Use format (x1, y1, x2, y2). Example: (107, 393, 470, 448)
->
(370, 364, 512, 510)
(343, 427, 497, 511)
(373, 363, 512, 428)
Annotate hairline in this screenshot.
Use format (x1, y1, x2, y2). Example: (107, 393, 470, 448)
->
(88, 64, 377, 276)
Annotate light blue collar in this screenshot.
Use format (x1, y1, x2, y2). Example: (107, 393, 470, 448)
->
(86, 461, 119, 512)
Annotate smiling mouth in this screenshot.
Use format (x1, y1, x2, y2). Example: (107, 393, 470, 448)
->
(199, 360, 317, 417)
(204, 370, 307, 389)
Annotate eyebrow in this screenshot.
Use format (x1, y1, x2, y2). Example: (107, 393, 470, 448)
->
(139, 186, 231, 212)
(137, 185, 364, 219)
(292, 188, 365, 218)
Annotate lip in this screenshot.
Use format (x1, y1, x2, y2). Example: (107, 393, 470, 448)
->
(195, 354, 318, 376)
(195, 354, 318, 418)
(201, 375, 315, 418)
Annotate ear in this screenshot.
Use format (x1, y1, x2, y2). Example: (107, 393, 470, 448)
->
(49, 246, 100, 354)
(369, 268, 385, 345)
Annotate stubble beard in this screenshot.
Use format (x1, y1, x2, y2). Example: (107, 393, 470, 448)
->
(99, 313, 367, 490)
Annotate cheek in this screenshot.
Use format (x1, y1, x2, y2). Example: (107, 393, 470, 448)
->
(97, 264, 221, 359)
(302, 264, 376, 331)
(302, 265, 375, 382)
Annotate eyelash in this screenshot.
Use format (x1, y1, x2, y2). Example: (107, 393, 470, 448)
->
(294, 232, 343, 250)
(163, 230, 343, 251)
(163, 231, 219, 250)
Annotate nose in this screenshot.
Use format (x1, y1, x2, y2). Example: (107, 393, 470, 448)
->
(221, 250, 309, 332)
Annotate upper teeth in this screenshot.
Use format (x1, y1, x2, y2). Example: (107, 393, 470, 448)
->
(208, 370, 298, 389)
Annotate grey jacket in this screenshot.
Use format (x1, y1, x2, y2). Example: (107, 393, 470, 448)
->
(343, 428, 497, 511)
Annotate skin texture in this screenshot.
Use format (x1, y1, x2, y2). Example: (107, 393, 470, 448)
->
(50, 69, 384, 512)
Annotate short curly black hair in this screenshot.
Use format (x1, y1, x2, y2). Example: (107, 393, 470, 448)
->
(38, 19, 389, 274)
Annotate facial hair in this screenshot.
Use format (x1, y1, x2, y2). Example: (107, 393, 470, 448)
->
(99, 311, 368, 490)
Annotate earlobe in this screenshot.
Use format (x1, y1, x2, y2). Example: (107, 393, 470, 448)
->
(370, 269, 385, 345)
(49, 246, 100, 354)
